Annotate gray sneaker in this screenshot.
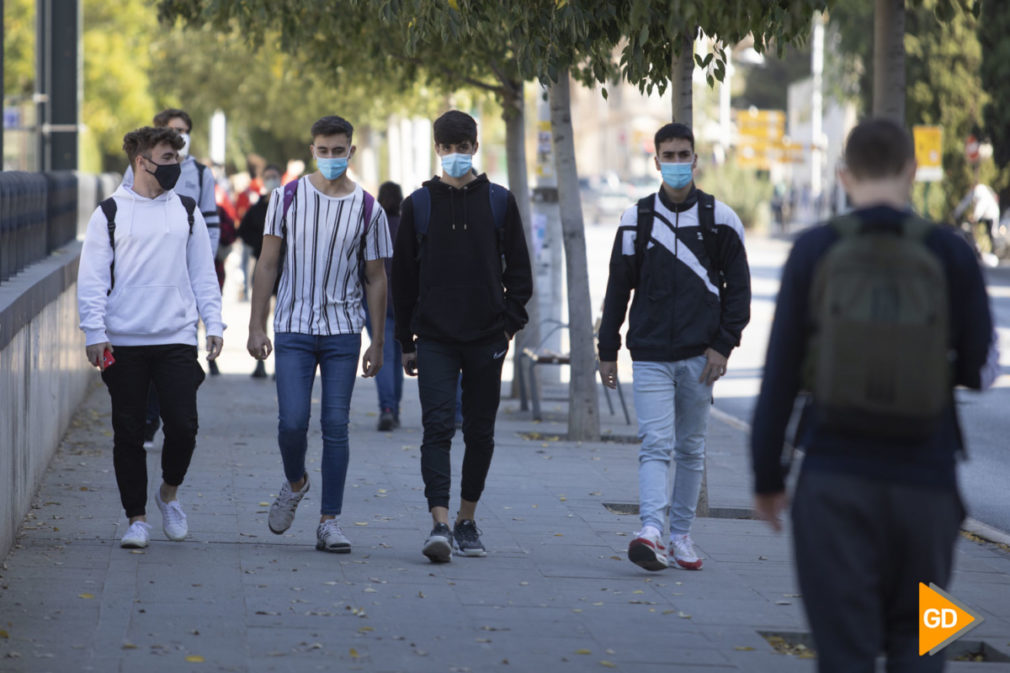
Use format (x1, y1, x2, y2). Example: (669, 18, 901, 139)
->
(268, 477, 309, 534)
(452, 519, 487, 557)
(422, 523, 453, 563)
(315, 519, 351, 553)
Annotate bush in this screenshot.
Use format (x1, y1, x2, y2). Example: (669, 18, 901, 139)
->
(695, 158, 773, 230)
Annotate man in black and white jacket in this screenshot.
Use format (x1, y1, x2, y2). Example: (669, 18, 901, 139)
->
(598, 122, 751, 572)
(78, 126, 224, 550)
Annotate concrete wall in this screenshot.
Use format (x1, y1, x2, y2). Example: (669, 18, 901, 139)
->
(0, 244, 92, 559)
(0, 173, 117, 560)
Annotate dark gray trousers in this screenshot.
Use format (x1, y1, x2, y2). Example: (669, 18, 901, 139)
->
(791, 468, 964, 673)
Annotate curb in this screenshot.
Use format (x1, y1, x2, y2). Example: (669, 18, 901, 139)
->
(710, 406, 1010, 547)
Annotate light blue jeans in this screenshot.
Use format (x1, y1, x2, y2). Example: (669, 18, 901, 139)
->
(274, 332, 360, 516)
(632, 357, 712, 536)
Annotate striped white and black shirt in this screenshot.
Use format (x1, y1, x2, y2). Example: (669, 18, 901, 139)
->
(265, 178, 392, 335)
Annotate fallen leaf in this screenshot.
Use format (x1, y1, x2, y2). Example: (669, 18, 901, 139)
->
(358, 627, 373, 633)
(354, 522, 369, 527)
(185, 655, 205, 662)
(734, 646, 755, 651)
(78, 593, 94, 599)
(678, 611, 691, 619)
(349, 648, 359, 659)
(0, 630, 7, 639)
(258, 502, 270, 507)
(575, 649, 591, 655)
(121, 643, 138, 650)
(600, 661, 617, 668)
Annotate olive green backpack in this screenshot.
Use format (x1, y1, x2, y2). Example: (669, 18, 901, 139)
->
(804, 214, 952, 440)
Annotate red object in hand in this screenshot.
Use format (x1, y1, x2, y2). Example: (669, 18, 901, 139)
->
(102, 348, 115, 368)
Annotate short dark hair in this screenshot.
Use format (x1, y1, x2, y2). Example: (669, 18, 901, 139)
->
(843, 117, 914, 180)
(654, 123, 695, 152)
(433, 110, 477, 146)
(262, 164, 283, 177)
(153, 108, 193, 133)
(122, 126, 184, 165)
(378, 181, 403, 216)
(310, 115, 354, 142)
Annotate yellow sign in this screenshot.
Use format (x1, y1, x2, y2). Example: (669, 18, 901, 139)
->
(913, 125, 943, 182)
(919, 582, 983, 656)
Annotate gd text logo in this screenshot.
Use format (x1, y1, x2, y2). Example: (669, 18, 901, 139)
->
(919, 583, 984, 656)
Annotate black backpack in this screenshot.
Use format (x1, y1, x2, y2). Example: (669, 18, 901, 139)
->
(99, 195, 196, 295)
(803, 213, 951, 440)
(633, 190, 723, 288)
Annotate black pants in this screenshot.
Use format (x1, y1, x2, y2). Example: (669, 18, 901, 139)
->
(791, 469, 964, 673)
(416, 337, 508, 511)
(101, 344, 205, 518)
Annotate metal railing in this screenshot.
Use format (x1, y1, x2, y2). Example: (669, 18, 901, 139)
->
(0, 171, 78, 284)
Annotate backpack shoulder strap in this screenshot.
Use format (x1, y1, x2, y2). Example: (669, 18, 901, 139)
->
(100, 198, 117, 294)
(281, 179, 299, 239)
(195, 161, 206, 204)
(178, 195, 197, 235)
(358, 190, 376, 283)
(696, 190, 721, 274)
(827, 213, 862, 238)
(633, 195, 655, 284)
(410, 187, 431, 239)
(488, 182, 509, 261)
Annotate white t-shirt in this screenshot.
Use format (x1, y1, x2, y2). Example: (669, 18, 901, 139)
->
(265, 177, 392, 335)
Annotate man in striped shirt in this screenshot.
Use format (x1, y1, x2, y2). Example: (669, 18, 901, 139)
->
(247, 115, 392, 553)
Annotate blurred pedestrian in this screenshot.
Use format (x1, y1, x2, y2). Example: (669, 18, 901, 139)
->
(751, 118, 994, 672)
(392, 110, 533, 562)
(238, 164, 282, 378)
(598, 122, 752, 572)
(77, 126, 224, 549)
(247, 116, 392, 554)
(365, 181, 405, 430)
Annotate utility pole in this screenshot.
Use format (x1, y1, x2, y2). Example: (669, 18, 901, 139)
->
(36, 0, 81, 171)
(810, 11, 825, 221)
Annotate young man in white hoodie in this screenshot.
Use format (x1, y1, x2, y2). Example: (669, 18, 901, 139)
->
(78, 126, 225, 549)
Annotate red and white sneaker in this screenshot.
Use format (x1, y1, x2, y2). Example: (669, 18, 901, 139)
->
(670, 533, 703, 570)
(627, 527, 669, 571)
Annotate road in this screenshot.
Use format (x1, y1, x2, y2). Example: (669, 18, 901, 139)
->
(578, 215, 1010, 534)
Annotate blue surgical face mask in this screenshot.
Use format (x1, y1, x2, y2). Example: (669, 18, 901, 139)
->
(660, 161, 694, 190)
(441, 153, 473, 179)
(316, 156, 348, 180)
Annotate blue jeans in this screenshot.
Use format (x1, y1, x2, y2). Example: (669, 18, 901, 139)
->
(632, 357, 712, 536)
(364, 307, 403, 418)
(274, 332, 360, 516)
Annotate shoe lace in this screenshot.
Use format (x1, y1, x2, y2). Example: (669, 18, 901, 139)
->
(456, 520, 481, 542)
(164, 500, 186, 524)
(321, 520, 344, 536)
(672, 534, 695, 555)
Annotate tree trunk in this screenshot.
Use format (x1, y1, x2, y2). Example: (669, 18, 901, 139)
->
(501, 82, 541, 399)
(873, 0, 906, 123)
(670, 32, 695, 125)
(548, 70, 600, 442)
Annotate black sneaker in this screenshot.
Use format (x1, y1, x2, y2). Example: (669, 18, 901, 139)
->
(377, 409, 395, 431)
(453, 519, 487, 557)
(423, 523, 453, 563)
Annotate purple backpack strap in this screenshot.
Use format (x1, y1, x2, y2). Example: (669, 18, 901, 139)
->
(281, 179, 299, 221)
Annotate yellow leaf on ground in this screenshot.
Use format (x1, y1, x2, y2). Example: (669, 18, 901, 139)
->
(734, 646, 755, 651)
(0, 630, 8, 638)
(78, 593, 94, 599)
(575, 649, 591, 655)
(600, 661, 617, 668)
(185, 655, 205, 662)
(258, 502, 270, 507)
(349, 648, 360, 658)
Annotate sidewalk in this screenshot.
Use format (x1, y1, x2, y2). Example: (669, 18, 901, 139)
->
(2, 295, 1010, 672)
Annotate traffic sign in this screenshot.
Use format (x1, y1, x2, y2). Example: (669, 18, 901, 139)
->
(965, 134, 981, 164)
(913, 125, 943, 182)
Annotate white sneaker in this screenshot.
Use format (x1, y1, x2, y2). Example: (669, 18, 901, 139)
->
(669, 533, 702, 570)
(268, 477, 310, 534)
(120, 521, 151, 548)
(627, 525, 668, 571)
(154, 489, 188, 541)
(316, 519, 351, 553)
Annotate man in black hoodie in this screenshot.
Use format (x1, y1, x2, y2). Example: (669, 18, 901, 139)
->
(392, 110, 533, 562)
(751, 118, 994, 672)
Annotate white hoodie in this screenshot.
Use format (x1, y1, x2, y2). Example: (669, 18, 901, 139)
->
(77, 185, 225, 346)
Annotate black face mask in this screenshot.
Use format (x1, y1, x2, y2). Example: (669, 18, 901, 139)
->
(143, 157, 182, 191)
